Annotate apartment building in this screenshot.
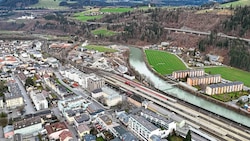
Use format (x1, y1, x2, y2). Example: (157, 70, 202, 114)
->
(14, 116, 42, 135)
(6, 81, 23, 108)
(87, 76, 105, 92)
(187, 74, 221, 86)
(206, 81, 243, 95)
(128, 115, 165, 141)
(172, 69, 204, 79)
(30, 90, 48, 111)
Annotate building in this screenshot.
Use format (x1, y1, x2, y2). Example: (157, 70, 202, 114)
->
(206, 81, 244, 95)
(6, 81, 23, 108)
(61, 68, 96, 88)
(128, 115, 168, 141)
(59, 131, 73, 141)
(187, 74, 221, 86)
(3, 125, 14, 138)
(140, 110, 176, 134)
(77, 124, 91, 139)
(14, 116, 42, 135)
(30, 91, 48, 111)
(91, 87, 122, 107)
(84, 134, 96, 141)
(87, 103, 105, 119)
(172, 69, 204, 79)
(45, 122, 69, 140)
(58, 95, 90, 115)
(96, 115, 120, 136)
(87, 76, 105, 91)
(74, 113, 90, 126)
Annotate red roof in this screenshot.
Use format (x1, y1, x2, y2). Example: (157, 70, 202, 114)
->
(45, 122, 68, 135)
(59, 131, 73, 141)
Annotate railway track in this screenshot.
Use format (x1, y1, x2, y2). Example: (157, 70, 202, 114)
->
(102, 74, 250, 141)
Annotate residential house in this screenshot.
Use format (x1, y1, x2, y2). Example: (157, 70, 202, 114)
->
(45, 122, 69, 140)
(77, 124, 90, 139)
(59, 131, 73, 141)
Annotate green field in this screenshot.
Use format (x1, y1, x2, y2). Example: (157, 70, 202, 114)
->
(205, 67, 250, 87)
(100, 7, 133, 13)
(91, 28, 117, 36)
(30, 0, 67, 9)
(85, 45, 117, 53)
(145, 50, 187, 75)
(73, 12, 103, 22)
(220, 0, 250, 8)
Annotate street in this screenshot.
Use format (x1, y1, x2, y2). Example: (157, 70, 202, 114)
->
(12, 74, 35, 114)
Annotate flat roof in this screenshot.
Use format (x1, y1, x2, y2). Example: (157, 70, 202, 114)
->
(6, 82, 23, 99)
(130, 115, 158, 132)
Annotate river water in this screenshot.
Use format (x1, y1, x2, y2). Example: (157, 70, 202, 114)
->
(129, 46, 250, 128)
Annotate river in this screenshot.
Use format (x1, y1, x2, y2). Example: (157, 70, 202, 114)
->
(129, 46, 250, 128)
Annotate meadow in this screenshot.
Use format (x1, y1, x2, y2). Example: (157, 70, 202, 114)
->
(100, 7, 133, 13)
(91, 28, 117, 37)
(145, 50, 187, 75)
(220, 0, 250, 8)
(85, 45, 117, 53)
(205, 67, 250, 87)
(30, 0, 67, 9)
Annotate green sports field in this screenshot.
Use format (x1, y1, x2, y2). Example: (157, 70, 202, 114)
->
(145, 50, 187, 75)
(91, 28, 117, 37)
(220, 0, 250, 8)
(205, 67, 250, 87)
(85, 45, 117, 53)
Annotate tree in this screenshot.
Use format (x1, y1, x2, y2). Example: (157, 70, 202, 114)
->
(25, 77, 34, 87)
(184, 130, 192, 141)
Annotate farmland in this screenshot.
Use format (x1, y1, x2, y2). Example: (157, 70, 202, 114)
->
(30, 0, 67, 9)
(85, 45, 117, 53)
(220, 0, 250, 8)
(73, 13, 103, 22)
(205, 67, 250, 87)
(91, 28, 117, 37)
(145, 50, 187, 75)
(100, 7, 133, 13)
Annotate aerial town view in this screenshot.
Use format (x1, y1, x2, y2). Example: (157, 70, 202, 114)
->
(0, 0, 250, 141)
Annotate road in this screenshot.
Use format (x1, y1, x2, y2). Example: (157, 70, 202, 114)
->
(164, 27, 250, 43)
(54, 71, 109, 110)
(12, 74, 35, 114)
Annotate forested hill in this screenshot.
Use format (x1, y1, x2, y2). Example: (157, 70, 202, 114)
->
(223, 6, 250, 37)
(0, 0, 38, 8)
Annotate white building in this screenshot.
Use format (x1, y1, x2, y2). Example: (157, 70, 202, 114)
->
(30, 91, 48, 111)
(61, 68, 96, 88)
(6, 81, 23, 109)
(128, 115, 169, 141)
(0, 97, 3, 109)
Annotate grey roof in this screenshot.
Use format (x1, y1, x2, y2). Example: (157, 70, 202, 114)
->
(174, 69, 204, 73)
(110, 137, 122, 141)
(121, 132, 138, 141)
(141, 110, 174, 124)
(87, 103, 104, 115)
(92, 88, 102, 94)
(6, 82, 23, 100)
(74, 113, 90, 123)
(189, 74, 221, 79)
(113, 126, 127, 136)
(150, 135, 161, 141)
(84, 134, 96, 141)
(208, 81, 243, 89)
(14, 116, 41, 130)
(130, 115, 158, 132)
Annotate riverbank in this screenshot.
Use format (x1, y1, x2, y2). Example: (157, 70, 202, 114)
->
(140, 47, 250, 117)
